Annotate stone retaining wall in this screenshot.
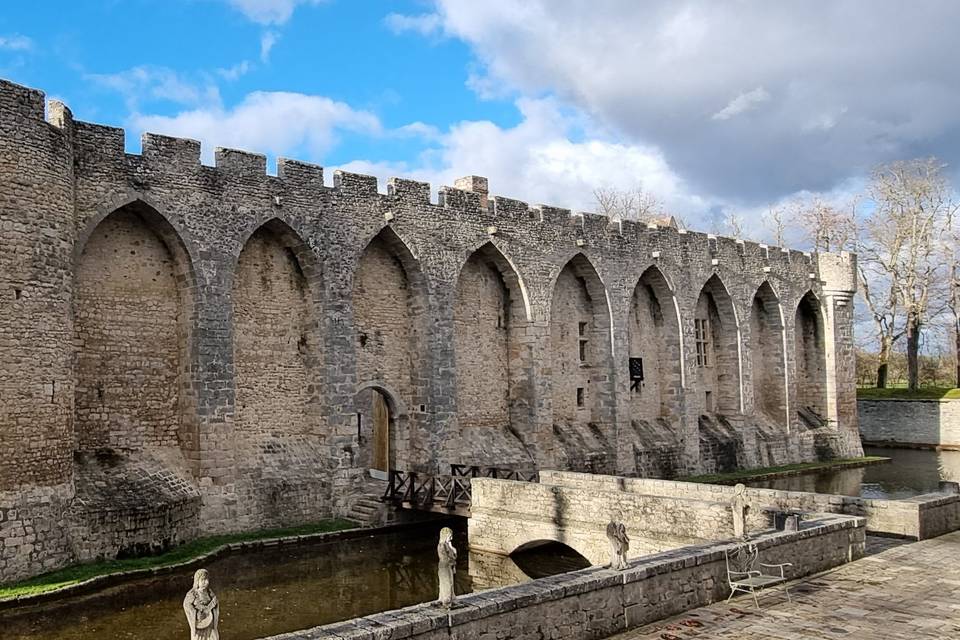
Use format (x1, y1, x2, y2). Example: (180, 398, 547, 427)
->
(858, 398, 960, 448)
(540, 470, 960, 539)
(264, 514, 864, 640)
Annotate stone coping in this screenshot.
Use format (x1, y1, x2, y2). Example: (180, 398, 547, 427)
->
(539, 469, 950, 510)
(264, 512, 863, 640)
(0, 518, 449, 609)
(857, 397, 960, 403)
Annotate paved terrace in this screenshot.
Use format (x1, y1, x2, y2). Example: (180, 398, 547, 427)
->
(609, 533, 960, 640)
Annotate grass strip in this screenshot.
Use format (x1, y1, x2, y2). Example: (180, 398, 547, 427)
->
(857, 386, 960, 400)
(678, 456, 890, 485)
(0, 518, 356, 600)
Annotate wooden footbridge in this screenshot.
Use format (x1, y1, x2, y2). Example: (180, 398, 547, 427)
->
(382, 464, 539, 517)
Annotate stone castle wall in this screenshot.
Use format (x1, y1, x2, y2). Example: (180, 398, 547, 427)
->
(0, 78, 860, 582)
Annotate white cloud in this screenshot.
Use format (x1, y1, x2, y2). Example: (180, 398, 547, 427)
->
(341, 97, 709, 225)
(130, 90, 381, 163)
(384, 13, 444, 37)
(0, 34, 32, 51)
(225, 0, 325, 25)
(711, 87, 771, 121)
(260, 30, 279, 62)
(216, 60, 252, 81)
(87, 66, 221, 110)
(402, 1, 960, 202)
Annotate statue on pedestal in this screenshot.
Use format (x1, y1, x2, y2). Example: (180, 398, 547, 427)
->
(183, 568, 220, 640)
(437, 527, 457, 608)
(606, 521, 630, 570)
(731, 483, 750, 540)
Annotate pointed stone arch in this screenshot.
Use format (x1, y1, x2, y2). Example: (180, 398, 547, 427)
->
(352, 226, 429, 471)
(627, 265, 683, 421)
(795, 290, 828, 420)
(231, 218, 324, 444)
(548, 254, 615, 451)
(693, 274, 742, 415)
(750, 282, 788, 423)
(453, 242, 534, 458)
(73, 199, 196, 453)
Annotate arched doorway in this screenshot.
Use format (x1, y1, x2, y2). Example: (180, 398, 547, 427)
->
(355, 384, 402, 479)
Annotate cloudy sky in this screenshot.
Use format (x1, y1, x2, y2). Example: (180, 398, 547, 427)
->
(2, 0, 958, 233)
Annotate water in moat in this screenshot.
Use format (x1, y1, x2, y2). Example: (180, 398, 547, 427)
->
(747, 446, 960, 498)
(2, 521, 590, 640)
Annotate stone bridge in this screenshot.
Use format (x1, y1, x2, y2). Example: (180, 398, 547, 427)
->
(467, 471, 768, 565)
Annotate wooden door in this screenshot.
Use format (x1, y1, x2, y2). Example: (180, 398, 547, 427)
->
(372, 391, 390, 472)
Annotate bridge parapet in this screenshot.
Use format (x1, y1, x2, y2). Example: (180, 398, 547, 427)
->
(468, 475, 768, 565)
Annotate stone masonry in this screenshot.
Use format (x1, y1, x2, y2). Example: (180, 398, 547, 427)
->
(0, 78, 861, 582)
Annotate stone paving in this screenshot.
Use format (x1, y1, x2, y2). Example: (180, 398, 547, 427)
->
(609, 533, 960, 640)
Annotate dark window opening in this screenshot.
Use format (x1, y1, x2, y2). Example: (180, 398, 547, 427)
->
(704, 390, 713, 413)
(357, 412, 362, 442)
(576, 387, 585, 407)
(629, 357, 644, 392)
(13, 288, 22, 300)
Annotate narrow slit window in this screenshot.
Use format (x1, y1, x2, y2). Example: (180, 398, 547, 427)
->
(578, 322, 588, 362)
(576, 387, 585, 407)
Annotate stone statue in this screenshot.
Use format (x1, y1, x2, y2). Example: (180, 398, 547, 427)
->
(183, 569, 220, 640)
(437, 527, 457, 607)
(731, 483, 749, 540)
(606, 521, 629, 570)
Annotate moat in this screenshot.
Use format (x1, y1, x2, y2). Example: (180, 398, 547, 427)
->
(1, 521, 588, 640)
(747, 446, 960, 498)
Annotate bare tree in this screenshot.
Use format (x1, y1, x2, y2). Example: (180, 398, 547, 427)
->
(724, 211, 745, 240)
(797, 196, 857, 253)
(762, 205, 789, 246)
(593, 184, 664, 222)
(862, 158, 957, 390)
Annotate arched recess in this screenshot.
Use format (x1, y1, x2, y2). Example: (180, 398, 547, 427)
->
(627, 266, 683, 421)
(693, 274, 741, 415)
(549, 254, 615, 432)
(453, 242, 532, 433)
(750, 282, 788, 423)
(73, 200, 195, 452)
(352, 226, 428, 471)
(231, 219, 323, 444)
(794, 291, 828, 420)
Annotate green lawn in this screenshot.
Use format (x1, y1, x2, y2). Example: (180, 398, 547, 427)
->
(0, 518, 356, 600)
(678, 456, 889, 485)
(857, 386, 960, 400)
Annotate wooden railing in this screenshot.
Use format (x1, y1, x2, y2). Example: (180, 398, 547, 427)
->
(382, 465, 538, 514)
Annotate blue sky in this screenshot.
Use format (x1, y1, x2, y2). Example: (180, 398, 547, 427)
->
(3, 1, 960, 233)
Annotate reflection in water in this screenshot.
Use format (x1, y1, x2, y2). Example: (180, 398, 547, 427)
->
(3, 521, 572, 640)
(749, 447, 960, 498)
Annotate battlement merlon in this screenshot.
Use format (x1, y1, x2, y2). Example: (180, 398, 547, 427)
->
(817, 251, 858, 298)
(1, 77, 829, 258)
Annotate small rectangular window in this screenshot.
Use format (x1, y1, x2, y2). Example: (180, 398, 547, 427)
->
(578, 339, 587, 362)
(576, 387, 585, 407)
(578, 321, 588, 336)
(695, 318, 710, 367)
